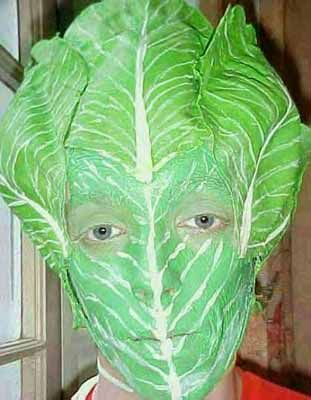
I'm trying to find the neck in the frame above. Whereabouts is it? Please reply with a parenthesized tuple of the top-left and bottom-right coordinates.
(93, 355, 241, 400)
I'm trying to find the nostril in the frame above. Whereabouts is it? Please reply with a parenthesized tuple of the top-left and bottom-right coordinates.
(163, 288, 176, 296)
(161, 288, 176, 308)
(133, 288, 146, 301)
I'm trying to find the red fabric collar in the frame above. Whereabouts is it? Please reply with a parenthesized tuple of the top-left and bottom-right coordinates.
(85, 371, 310, 399)
(240, 369, 310, 400)
(86, 384, 96, 400)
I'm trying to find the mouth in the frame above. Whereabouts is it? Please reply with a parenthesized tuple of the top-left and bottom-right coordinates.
(126, 331, 197, 342)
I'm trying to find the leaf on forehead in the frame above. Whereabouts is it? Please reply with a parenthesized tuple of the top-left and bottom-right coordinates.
(63, 0, 213, 181)
(196, 5, 311, 262)
(0, 37, 88, 272)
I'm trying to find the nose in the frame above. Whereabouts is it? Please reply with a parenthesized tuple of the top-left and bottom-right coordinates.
(132, 287, 153, 306)
(161, 287, 176, 308)
(133, 288, 147, 301)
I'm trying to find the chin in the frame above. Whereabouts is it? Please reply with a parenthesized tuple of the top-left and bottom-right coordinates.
(84, 293, 253, 400)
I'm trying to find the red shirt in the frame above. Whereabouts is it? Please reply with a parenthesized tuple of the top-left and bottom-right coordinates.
(86, 385, 96, 400)
(85, 370, 311, 399)
(240, 369, 310, 400)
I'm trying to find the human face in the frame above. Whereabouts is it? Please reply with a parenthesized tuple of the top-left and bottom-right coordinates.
(0, 2, 308, 399)
(66, 145, 256, 400)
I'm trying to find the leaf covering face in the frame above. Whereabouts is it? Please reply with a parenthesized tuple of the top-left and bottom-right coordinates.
(0, 1, 310, 399)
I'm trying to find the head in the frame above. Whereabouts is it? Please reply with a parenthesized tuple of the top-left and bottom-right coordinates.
(0, 1, 310, 399)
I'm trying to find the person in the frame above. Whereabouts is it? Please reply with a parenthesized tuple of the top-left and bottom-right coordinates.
(0, 1, 310, 399)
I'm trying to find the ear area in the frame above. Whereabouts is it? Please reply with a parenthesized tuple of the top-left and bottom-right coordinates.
(196, 5, 306, 264)
(0, 37, 88, 274)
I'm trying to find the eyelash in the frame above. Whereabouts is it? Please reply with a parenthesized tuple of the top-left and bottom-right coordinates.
(84, 213, 225, 243)
(85, 225, 125, 242)
(177, 215, 225, 233)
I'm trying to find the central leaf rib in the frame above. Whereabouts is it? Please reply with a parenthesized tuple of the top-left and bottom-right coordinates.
(135, 3, 182, 397)
(144, 185, 182, 399)
(135, 3, 152, 183)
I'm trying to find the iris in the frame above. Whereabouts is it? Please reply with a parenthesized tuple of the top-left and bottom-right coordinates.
(92, 225, 112, 240)
(195, 214, 215, 229)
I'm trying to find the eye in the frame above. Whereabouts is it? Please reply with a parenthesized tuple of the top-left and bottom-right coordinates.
(86, 224, 125, 242)
(177, 214, 225, 232)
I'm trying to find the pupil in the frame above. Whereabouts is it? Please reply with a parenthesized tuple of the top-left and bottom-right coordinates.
(93, 225, 112, 240)
(195, 214, 214, 229)
(200, 216, 209, 224)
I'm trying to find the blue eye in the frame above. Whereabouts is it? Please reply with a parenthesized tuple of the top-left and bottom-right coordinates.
(177, 214, 224, 232)
(194, 215, 215, 229)
(92, 225, 112, 240)
(86, 224, 124, 242)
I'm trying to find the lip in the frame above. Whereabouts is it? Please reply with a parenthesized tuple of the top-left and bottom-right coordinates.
(126, 331, 197, 342)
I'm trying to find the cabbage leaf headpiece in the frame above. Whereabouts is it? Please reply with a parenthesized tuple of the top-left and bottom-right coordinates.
(0, 1, 310, 399)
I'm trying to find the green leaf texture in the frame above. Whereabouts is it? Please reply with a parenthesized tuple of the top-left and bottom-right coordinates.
(66, 147, 256, 400)
(196, 6, 309, 260)
(0, 1, 310, 399)
(64, 0, 213, 182)
(0, 38, 88, 271)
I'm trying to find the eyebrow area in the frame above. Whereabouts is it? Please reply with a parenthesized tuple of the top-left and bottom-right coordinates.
(66, 197, 128, 240)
